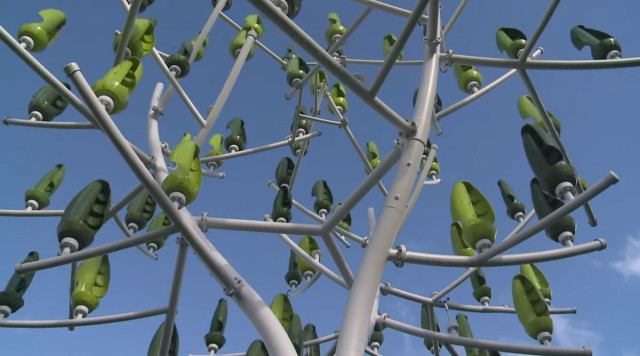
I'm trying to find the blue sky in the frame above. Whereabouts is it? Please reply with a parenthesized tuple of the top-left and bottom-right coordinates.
(0, 1, 638, 355)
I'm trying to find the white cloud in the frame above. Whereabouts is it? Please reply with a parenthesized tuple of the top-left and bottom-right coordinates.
(552, 315, 601, 354)
(611, 237, 640, 278)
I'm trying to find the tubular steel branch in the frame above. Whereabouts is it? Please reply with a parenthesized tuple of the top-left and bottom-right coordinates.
(335, 1, 440, 353)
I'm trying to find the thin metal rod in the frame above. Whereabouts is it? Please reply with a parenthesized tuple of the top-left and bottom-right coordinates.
(2, 118, 98, 129)
(66, 62, 297, 356)
(430, 267, 477, 302)
(518, 0, 560, 61)
(325, 93, 388, 196)
(365, 348, 385, 356)
(268, 224, 348, 290)
(219, 12, 287, 67)
(0, 209, 64, 217)
(444, 52, 640, 70)
(194, 32, 256, 146)
(105, 184, 145, 221)
(380, 283, 576, 315)
(199, 216, 323, 236)
(16, 225, 178, 273)
(383, 317, 591, 356)
(150, 48, 207, 127)
(369, 0, 430, 96)
(285, 7, 373, 100)
(113, 0, 143, 65)
(339, 58, 422, 66)
(397, 239, 607, 267)
(248, 0, 413, 135)
(519, 69, 597, 226)
(437, 48, 543, 120)
(298, 113, 341, 126)
(113, 214, 158, 260)
(303, 331, 340, 346)
(0, 307, 168, 328)
(443, 343, 461, 356)
(442, 0, 469, 37)
(159, 238, 189, 356)
(335, 2, 440, 353)
(153, 1, 225, 115)
(287, 264, 321, 296)
(67, 262, 76, 331)
(502, 209, 536, 242)
(268, 182, 368, 245)
(322, 142, 402, 232)
(200, 131, 321, 164)
(189, 0, 226, 63)
(320, 232, 355, 287)
(347, 0, 429, 23)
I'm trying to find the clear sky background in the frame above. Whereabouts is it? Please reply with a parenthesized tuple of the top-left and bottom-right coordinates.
(0, 1, 638, 355)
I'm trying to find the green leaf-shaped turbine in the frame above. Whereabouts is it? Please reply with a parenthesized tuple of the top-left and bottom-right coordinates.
(25, 163, 65, 210)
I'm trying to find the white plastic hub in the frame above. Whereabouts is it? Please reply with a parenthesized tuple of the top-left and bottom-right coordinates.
(291, 78, 301, 88)
(296, 128, 306, 137)
(127, 223, 139, 233)
(288, 280, 298, 289)
(25, 199, 39, 210)
(59, 237, 79, 254)
(476, 239, 492, 253)
(331, 34, 343, 45)
(544, 298, 551, 306)
(554, 181, 575, 200)
(29, 111, 43, 121)
(207, 343, 220, 353)
(97, 95, 115, 114)
(558, 231, 574, 246)
(228, 145, 239, 153)
(517, 48, 525, 58)
(513, 211, 525, 221)
(74, 305, 89, 319)
(169, 65, 182, 78)
(536, 331, 552, 345)
(480, 296, 490, 306)
(446, 322, 459, 334)
(276, 217, 287, 223)
(18, 36, 34, 51)
(169, 192, 186, 209)
(147, 243, 158, 253)
(467, 81, 480, 93)
(0, 305, 12, 318)
(303, 270, 314, 280)
(607, 50, 622, 60)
